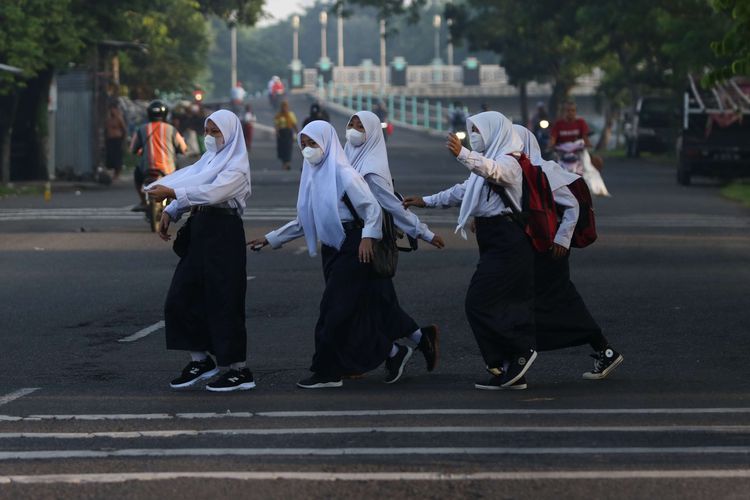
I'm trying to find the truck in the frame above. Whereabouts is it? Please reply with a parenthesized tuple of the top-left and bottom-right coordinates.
(677, 75, 750, 185)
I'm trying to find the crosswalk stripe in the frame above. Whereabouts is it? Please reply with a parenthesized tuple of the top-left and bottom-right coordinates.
(2, 446, 750, 461)
(2, 425, 749, 440)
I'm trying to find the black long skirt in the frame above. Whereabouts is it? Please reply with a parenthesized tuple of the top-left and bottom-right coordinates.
(465, 216, 535, 369)
(534, 252, 603, 351)
(276, 128, 294, 162)
(310, 227, 418, 377)
(164, 212, 247, 366)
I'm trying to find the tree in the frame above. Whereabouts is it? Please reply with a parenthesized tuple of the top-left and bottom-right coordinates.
(707, 0, 750, 82)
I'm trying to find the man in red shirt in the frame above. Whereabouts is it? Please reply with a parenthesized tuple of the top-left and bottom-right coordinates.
(549, 101, 592, 148)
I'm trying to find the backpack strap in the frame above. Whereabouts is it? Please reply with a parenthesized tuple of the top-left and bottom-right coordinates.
(341, 193, 364, 227)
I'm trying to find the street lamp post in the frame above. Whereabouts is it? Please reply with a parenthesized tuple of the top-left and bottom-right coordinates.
(433, 14, 442, 63)
(337, 9, 344, 67)
(229, 10, 238, 90)
(447, 18, 454, 66)
(320, 11, 328, 60)
(379, 19, 386, 93)
(292, 15, 300, 61)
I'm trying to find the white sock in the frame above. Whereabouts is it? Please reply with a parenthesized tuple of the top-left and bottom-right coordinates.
(190, 351, 209, 362)
(230, 361, 247, 370)
(388, 344, 399, 358)
(408, 328, 423, 344)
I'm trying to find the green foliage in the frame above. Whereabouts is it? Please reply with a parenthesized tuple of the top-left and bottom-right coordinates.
(706, 0, 750, 82)
(197, 0, 265, 26)
(333, 0, 427, 23)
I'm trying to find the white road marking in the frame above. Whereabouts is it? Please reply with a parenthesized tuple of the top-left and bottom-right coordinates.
(0, 388, 39, 408)
(293, 246, 308, 255)
(2, 446, 750, 461)
(6, 407, 750, 421)
(118, 321, 165, 343)
(247, 276, 256, 281)
(3, 469, 750, 484)
(2, 425, 750, 440)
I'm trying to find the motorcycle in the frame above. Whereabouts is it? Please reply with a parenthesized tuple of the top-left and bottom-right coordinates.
(142, 168, 169, 232)
(381, 120, 393, 142)
(555, 139, 611, 197)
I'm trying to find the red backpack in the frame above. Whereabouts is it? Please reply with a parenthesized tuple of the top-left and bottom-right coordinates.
(564, 177, 597, 248)
(490, 153, 558, 253)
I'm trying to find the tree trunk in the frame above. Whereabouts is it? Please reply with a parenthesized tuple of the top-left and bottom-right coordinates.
(548, 79, 573, 121)
(596, 101, 617, 151)
(11, 68, 54, 181)
(518, 80, 529, 127)
(0, 93, 19, 185)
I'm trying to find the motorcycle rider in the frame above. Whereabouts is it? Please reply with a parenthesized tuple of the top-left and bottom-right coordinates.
(548, 101, 592, 150)
(130, 100, 187, 211)
(448, 101, 468, 146)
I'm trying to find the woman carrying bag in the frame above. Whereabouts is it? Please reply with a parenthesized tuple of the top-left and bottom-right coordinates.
(344, 111, 445, 379)
(145, 109, 254, 392)
(249, 121, 424, 388)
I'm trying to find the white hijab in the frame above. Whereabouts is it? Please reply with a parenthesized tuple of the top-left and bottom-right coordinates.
(456, 111, 524, 239)
(344, 110, 393, 192)
(297, 120, 362, 256)
(145, 109, 251, 197)
(513, 124, 579, 191)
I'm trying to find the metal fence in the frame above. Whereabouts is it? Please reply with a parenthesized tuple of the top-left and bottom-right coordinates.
(55, 71, 95, 178)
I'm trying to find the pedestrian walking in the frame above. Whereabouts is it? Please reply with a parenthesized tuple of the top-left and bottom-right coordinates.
(144, 109, 255, 392)
(403, 111, 537, 390)
(302, 102, 330, 127)
(105, 100, 127, 180)
(242, 104, 256, 152)
(274, 101, 298, 171)
(248, 121, 423, 389)
(344, 110, 445, 379)
(514, 124, 623, 379)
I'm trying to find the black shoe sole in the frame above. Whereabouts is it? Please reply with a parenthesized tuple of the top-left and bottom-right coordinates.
(583, 354, 624, 380)
(384, 347, 413, 384)
(296, 380, 343, 389)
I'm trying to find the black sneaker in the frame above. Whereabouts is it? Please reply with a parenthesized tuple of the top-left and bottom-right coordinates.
(583, 348, 623, 380)
(206, 368, 256, 392)
(169, 358, 219, 389)
(501, 349, 537, 387)
(297, 373, 343, 389)
(384, 344, 413, 384)
(475, 367, 527, 391)
(416, 325, 440, 372)
(505, 375, 527, 390)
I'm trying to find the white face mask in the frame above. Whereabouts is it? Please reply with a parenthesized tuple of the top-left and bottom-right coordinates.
(302, 146, 324, 165)
(346, 128, 366, 147)
(204, 135, 223, 153)
(469, 132, 485, 153)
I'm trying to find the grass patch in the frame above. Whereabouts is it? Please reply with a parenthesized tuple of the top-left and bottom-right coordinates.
(0, 184, 43, 197)
(721, 181, 750, 208)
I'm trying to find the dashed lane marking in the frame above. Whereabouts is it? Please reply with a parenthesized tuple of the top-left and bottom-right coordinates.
(2, 470, 750, 484)
(0, 388, 39, 408)
(117, 321, 165, 343)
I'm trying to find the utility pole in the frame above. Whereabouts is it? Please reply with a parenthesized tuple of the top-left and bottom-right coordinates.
(379, 19, 387, 93)
(337, 8, 344, 67)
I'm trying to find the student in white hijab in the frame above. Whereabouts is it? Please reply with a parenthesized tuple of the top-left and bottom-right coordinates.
(344, 110, 445, 380)
(249, 120, 420, 389)
(514, 125, 623, 380)
(145, 109, 254, 392)
(403, 111, 537, 390)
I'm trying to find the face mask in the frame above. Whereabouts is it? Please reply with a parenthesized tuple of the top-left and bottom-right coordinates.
(204, 135, 223, 153)
(302, 146, 324, 165)
(346, 128, 366, 147)
(469, 132, 485, 153)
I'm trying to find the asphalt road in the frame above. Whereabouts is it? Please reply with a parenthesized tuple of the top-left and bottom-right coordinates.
(0, 96, 749, 499)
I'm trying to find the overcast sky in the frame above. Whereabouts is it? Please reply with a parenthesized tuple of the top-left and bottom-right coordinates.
(260, 0, 317, 25)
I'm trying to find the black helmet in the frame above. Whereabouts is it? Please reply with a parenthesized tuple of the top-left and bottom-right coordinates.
(147, 100, 168, 121)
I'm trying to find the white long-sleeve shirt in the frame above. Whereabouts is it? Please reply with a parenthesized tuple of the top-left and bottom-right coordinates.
(266, 172, 382, 249)
(423, 147, 522, 216)
(552, 185, 579, 249)
(365, 174, 435, 242)
(164, 168, 250, 221)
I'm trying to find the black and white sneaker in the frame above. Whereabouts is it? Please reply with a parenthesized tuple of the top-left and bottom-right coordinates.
(475, 373, 503, 390)
(505, 375, 527, 390)
(583, 348, 623, 380)
(501, 349, 537, 387)
(169, 358, 219, 389)
(384, 344, 413, 384)
(297, 373, 343, 389)
(416, 325, 440, 372)
(206, 368, 256, 392)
